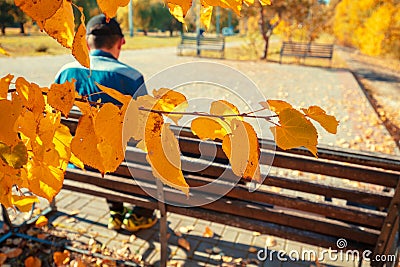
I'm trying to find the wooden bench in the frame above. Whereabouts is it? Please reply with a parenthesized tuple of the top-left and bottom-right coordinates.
(59, 112, 400, 267)
(177, 35, 225, 58)
(280, 41, 334, 64)
(2, 113, 399, 267)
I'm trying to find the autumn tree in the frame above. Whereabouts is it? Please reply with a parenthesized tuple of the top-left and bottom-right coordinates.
(0, 0, 14, 35)
(135, 0, 152, 35)
(334, 0, 400, 57)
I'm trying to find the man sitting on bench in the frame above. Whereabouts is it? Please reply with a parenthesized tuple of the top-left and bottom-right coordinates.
(55, 14, 157, 232)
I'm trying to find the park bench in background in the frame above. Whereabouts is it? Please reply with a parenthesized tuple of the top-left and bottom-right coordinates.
(177, 34, 225, 58)
(2, 112, 400, 267)
(280, 41, 334, 65)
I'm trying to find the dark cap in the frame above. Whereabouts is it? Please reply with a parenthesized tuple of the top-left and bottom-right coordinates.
(86, 14, 124, 37)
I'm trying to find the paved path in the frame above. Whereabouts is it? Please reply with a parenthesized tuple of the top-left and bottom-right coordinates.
(0, 46, 397, 266)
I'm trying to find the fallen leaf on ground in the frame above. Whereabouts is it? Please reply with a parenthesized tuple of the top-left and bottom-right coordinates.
(5, 248, 22, 258)
(24, 256, 42, 267)
(248, 247, 257, 253)
(203, 226, 214, 238)
(35, 216, 48, 228)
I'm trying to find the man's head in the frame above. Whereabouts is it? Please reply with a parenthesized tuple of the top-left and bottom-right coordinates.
(86, 14, 125, 57)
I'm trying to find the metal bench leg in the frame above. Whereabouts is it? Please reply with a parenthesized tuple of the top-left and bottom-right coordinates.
(156, 179, 168, 267)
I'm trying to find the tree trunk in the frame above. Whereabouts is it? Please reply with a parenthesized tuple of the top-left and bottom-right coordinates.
(143, 30, 148, 36)
(258, 3, 269, 60)
(1, 26, 5, 35)
(169, 29, 173, 37)
(19, 22, 25, 34)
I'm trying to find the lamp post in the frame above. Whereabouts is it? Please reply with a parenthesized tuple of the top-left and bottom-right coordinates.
(128, 0, 134, 37)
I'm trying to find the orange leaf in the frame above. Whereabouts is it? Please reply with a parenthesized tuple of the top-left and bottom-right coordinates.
(167, 3, 186, 23)
(153, 88, 188, 125)
(48, 80, 77, 117)
(167, 0, 193, 17)
(53, 250, 70, 266)
(5, 248, 22, 258)
(210, 100, 242, 124)
(301, 106, 339, 134)
(71, 115, 104, 172)
(12, 195, 39, 213)
(201, 0, 242, 15)
(264, 100, 293, 114)
(94, 103, 124, 173)
(178, 237, 191, 251)
(25, 256, 42, 267)
(0, 74, 13, 99)
(15, 77, 45, 120)
(97, 0, 130, 21)
(72, 12, 90, 69)
(191, 117, 230, 140)
(145, 115, 189, 195)
(270, 108, 318, 157)
(222, 119, 261, 182)
(35, 215, 48, 227)
(0, 97, 22, 146)
(0, 253, 6, 265)
(43, 0, 74, 48)
(96, 82, 132, 106)
(14, 0, 62, 29)
(203, 226, 214, 238)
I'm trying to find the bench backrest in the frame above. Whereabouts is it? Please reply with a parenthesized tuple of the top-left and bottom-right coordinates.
(281, 41, 334, 58)
(62, 114, 400, 264)
(181, 35, 225, 46)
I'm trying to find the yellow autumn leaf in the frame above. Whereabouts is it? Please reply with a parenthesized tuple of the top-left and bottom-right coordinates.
(153, 88, 188, 125)
(37, 111, 61, 147)
(301, 106, 339, 134)
(0, 46, 9, 56)
(53, 250, 70, 266)
(17, 110, 37, 140)
(202, 0, 242, 15)
(264, 100, 293, 114)
(14, 0, 62, 29)
(12, 195, 39, 212)
(95, 103, 124, 173)
(43, 0, 74, 48)
(47, 79, 77, 117)
(72, 13, 90, 69)
(35, 215, 48, 227)
(191, 117, 230, 140)
(167, 3, 185, 23)
(15, 77, 45, 120)
(270, 108, 318, 157)
(0, 160, 20, 208)
(0, 141, 28, 169)
(28, 160, 64, 202)
(0, 97, 22, 146)
(71, 115, 104, 172)
(25, 256, 42, 267)
(210, 100, 242, 125)
(97, 0, 130, 21)
(0, 74, 13, 99)
(96, 82, 132, 106)
(5, 248, 22, 258)
(145, 114, 189, 195)
(167, 0, 193, 17)
(200, 4, 213, 30)
(222, 119, 261, 182)
(122, 100, 140, 147)
(54, 123, 78, 171)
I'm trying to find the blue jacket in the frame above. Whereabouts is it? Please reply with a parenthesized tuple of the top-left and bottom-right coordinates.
(55, 50, 146, 105)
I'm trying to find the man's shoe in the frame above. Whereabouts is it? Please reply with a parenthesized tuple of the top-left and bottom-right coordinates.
(122, 212, 157, 232)
(108, 208, 128, 230)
